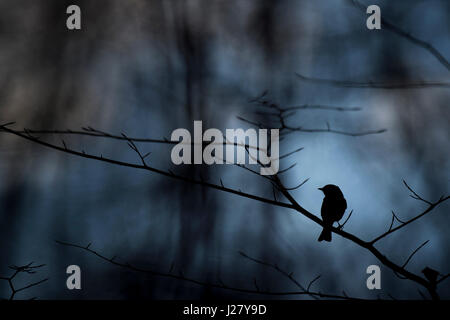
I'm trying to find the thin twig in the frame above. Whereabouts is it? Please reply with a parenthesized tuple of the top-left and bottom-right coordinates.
(347, 0, 450, 71)
(55, 240, 361, 300)
(0, 124, 294, 211)
(371, 194, 449, 244)
(284, 178, 310, 191)
(296, 73, 450, 89)
(307, 275, 322, 292)
(337, 210, 353, 230)
(402, 240, 429, 268)
(0, 263, 48, 300)
(403, 180, 432, 205)
(4, 127, 265, 153)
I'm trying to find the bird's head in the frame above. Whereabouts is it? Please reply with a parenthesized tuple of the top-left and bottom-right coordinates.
(318, 184, 344, 197)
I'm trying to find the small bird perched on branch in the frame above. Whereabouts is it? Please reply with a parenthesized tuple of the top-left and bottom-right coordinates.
(318, 184, 347, 242)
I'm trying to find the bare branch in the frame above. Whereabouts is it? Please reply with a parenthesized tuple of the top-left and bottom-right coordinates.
(393, 271, 408, 280)
(0, 125, 294, 210)
(347, 0, 450, 71)
(371, 194, 449, 244)
(270, 175, 441, 298)
(2, 123, 446, 300)
(296, 73, 450, 89)
(238, 251, 354, 300)
(403, 180, 432, 205)
(277, 163, 297, 175)
(283, 104, 361, 112)
(238, 251, 308, 293)
(307, 275, 321, 292)
(122, 133, 150, 167)
(14, 278, 49, 295)
(392, 211, 406, 224)
(284, 178, 310, 191)
(0, 262, 48, 300)
(56, 240, 363, 300)
(246, 98, 386, 137)
(337, 209, 353, 230)
(402, 240, 429, 269)
(282, 123, 387, 137)
(253, 278, 260, 292)
(236, 116, 266, 129)
(252, 94, 362, 112)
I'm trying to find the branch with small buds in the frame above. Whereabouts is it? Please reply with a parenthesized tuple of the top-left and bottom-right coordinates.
(243, 94, 387, 137)
(55, 240, 362, 300)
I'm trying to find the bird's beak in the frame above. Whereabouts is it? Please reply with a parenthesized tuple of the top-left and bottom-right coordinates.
(318, 187, 323, 191)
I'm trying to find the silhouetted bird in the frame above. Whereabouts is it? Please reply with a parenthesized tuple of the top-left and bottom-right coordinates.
(318, 184, 347, 242)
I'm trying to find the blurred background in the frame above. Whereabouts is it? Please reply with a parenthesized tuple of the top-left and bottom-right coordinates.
(0, 0, 449, 299)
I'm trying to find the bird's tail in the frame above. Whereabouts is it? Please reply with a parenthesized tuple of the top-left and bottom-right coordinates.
(318, 227, 332, 242)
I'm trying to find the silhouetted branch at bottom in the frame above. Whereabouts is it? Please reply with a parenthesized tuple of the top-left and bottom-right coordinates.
(0, 262, 48, 300)
(238, 251, 325, 300)
(55, 240, 364, 300)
